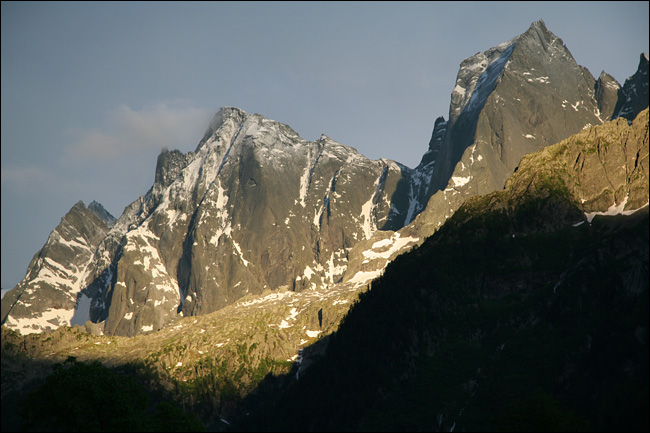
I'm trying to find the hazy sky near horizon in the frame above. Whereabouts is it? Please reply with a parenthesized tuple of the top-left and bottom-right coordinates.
(1, 1, 649, 291)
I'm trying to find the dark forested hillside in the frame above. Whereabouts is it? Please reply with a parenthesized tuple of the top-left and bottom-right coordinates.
(239, 187, 648, 433)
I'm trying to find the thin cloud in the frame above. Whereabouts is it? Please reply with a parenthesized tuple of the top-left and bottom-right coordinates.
(1, 165, 51, 186)
(1, 165, 61, 197)
(65, 102, 213, 162)
(1, 163, 89, 197)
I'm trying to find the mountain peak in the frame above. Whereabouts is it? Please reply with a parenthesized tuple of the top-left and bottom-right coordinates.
(71, 200, 87, 210)
(88, 200, 116, 226)
(520, 19, 554, 41)
(637, 52, 649, 70)
(516, 18, 566, 55)
(155, 148, 192, 190)
(528, 18, 547, 31)
(215, 106, 248, 122)
(612, 51, 649, 121)
(197, 107, 248, 150)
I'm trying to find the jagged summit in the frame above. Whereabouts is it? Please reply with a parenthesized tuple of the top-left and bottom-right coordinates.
(197, 107, 308, 154)
(397, 20, 603, 230)
(0, 200, 114, 333)
(595, 71, 621, 120)
(447, 19, 564, 124)
(196, 106, 247, 150)
(67, 200, 115, 229)
(613, 52, 649, 122)
(520, 19, 557, 47)
(88, 200, 116, 226)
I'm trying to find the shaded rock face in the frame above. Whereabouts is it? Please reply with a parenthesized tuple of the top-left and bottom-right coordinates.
(613, 53, 649, 122)
(1, 202, 114, 334)
(595, 71, 621, 121)
(154, 148, 193, 191)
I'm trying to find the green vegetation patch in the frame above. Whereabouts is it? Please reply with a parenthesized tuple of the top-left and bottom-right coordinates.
(17, 356, 205, 432)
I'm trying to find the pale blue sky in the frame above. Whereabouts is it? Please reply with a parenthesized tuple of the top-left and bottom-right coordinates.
(2, 1, 648, 291)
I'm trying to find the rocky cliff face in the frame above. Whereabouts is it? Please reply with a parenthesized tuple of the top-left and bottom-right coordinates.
(595, 71, 621, 121)
(613, 52, 649, 122)
(506, 107, 649, 218)
(1, 201, 115, 334)
(453, 107, 649, 235)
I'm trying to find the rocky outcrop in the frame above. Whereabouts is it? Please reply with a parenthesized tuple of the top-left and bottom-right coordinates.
(506, 107, 649, 216)
(595, 71, 621, 121)
(154, 148, 193, 191)
(449, 107, 649, 234)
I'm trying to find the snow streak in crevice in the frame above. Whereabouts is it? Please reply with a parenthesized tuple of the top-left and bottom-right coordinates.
(360, 168, 388, 240)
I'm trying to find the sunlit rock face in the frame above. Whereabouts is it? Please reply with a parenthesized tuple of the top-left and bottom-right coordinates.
(612, 52, 649, 122)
